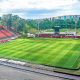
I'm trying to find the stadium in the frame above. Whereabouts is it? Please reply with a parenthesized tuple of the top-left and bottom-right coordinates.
(0, 14, 80, 80)
(0, 26, 17, 43)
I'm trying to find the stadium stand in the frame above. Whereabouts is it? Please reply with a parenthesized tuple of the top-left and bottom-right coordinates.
(0, 26, 17, 44)
(1, 30, 14, 37)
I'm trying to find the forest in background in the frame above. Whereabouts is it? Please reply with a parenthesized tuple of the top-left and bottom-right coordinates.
(0, 14, 80, 36)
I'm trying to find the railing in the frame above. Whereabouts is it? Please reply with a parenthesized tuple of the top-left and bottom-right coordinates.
(37, 34, 80, 38)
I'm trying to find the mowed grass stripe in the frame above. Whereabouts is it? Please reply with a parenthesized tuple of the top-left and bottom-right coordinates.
(46, 43, 71, 66)
(28, 42, 58, 62)
(17, 42, 46, 58)
(33, 42, 62, 64)
(0, 38, 79, 69)
(0, 40, 35, 57)
(0, 42, 36, 58)
(9, 43, 44, 59)
(53, 43, 77, 68)
(6, 42, 46, 59)
(20, 43, 50, 60)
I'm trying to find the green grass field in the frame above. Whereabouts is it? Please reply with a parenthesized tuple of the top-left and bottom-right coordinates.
(0, 38, 80, 70)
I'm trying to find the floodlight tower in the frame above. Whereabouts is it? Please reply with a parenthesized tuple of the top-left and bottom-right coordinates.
(65, 20, 68, 36)
(37, 19, 43, 37)
(74, 16, 78, 38)
(38, 21, 40, 37)
(37, 20, 40, 37)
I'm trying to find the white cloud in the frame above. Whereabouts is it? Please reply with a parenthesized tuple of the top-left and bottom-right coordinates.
(0, 0, 79, 19)
(0, 0, 77, 9)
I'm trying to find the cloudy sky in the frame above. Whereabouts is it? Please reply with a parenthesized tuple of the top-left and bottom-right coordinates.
(0, 0, 80, 19)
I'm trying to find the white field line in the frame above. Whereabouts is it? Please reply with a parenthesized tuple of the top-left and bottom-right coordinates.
(0, 58, 53, 71)
(0, 58, 26, 65)
(8, 60, 26, 65)
(0, 58, 8, 61)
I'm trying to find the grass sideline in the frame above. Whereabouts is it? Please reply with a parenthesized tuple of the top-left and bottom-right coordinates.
(0, 38, 80, 70)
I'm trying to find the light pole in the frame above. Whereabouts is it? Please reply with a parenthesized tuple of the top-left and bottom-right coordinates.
(37, 21, 40, 37)
(65, 20, 68, 38)
(75, 21, 77, 38)
(74, 16, 78, 39)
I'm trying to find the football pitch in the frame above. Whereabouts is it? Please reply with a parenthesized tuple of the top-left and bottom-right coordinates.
(0, 38, 80, 70)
